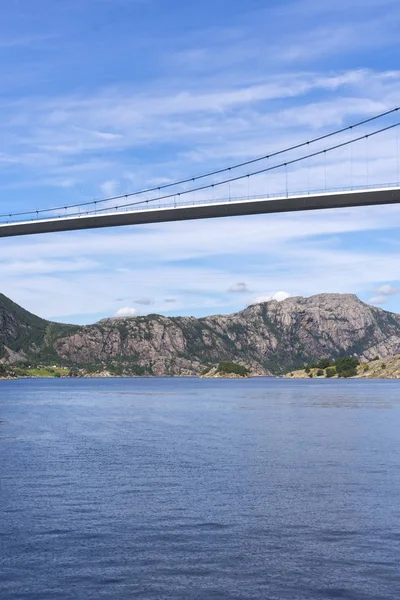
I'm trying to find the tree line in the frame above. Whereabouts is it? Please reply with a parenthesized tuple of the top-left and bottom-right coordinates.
(304, 356, 360, 378)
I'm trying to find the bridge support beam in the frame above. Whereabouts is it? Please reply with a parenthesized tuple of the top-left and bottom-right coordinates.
(0, 187, 399, 238)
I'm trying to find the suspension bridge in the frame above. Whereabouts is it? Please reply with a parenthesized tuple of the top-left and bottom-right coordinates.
(0, 107, 400, 238)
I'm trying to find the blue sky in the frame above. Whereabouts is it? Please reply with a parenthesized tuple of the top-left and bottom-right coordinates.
(0, 0, 400, 323)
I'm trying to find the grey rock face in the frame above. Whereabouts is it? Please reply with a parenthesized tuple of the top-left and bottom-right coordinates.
(1, 291, 400, 374)
(52, 293, 400, 375)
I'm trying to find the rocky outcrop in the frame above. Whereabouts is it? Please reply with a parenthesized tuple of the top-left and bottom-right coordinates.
(200, 367, 250, 379)
(357, 354, 400, 378)
(287, 354, 400, 379)
(1, 292, 400, 375)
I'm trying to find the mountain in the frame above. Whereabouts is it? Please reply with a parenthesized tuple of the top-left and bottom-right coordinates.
(0, 293, 49, 363)
(0, 293, 77, 364)
(1, 293, 400, 375)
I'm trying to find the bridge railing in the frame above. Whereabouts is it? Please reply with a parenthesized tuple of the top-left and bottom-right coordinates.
(1, 182, 400, 225)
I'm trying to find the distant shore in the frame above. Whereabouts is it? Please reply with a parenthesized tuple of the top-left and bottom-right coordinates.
(285, 354, 400, 380)
(2, 354, 400, 380)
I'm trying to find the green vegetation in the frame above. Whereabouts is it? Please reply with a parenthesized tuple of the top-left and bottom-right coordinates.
(71, 359, 149, 377)
(0, 364, 11, 377)
(201, 366, 212, 376)
(216, 361, 250, 377)
(334, 356, 359, 378)
(291, 354, 392, 379)
(14, 365, 70, 378)
(0, 363, 71, 379)
(308, 358, 331, 369)
(0, 292, 79, 365)
(297, 355, 360, 378)
(43, 322, 80, 349)
(68, 368, 81, 378)
(317, 358, 331, 369)
(0, 360, 153, 379)
(108, 364, 124, 376)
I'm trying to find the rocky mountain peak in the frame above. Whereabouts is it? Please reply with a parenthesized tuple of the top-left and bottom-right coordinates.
(1, 292, 400, 376)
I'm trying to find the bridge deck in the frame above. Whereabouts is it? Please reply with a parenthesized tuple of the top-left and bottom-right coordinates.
(0, 187, 399, 238)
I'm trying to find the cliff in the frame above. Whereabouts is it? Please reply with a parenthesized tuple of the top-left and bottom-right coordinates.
(1, 293, 400, 376)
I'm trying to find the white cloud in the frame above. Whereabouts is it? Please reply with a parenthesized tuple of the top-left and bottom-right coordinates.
(368, 295, 388, 305)
(251, 291, 291, 304)
(114, 306, 138, 317)
(368, 283, 400, 305)
(0, 258, 97, 275)
(376, 284, 399, 296)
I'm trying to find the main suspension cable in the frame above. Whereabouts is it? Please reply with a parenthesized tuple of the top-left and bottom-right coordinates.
(0, 106, 399, 220)
(59, 120, 400, 219)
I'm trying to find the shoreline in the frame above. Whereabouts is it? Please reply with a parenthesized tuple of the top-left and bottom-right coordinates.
(2, 373, 400, 381)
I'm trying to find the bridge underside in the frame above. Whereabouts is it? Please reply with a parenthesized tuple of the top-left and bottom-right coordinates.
(0, 187, 399, 238)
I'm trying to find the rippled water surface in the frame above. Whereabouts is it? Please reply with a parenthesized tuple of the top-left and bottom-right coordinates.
(1, 377, 400, 599)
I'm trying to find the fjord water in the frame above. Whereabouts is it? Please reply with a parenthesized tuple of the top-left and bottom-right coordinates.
(1, 378, 400, 600)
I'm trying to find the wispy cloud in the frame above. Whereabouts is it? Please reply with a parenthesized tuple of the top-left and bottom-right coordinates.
(228, 282, 250, 293)
(0, 34, 55, 49)
(369, 284, 400, 305)
(0, 69, 399, 200)
(133, 298, 154, 305)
